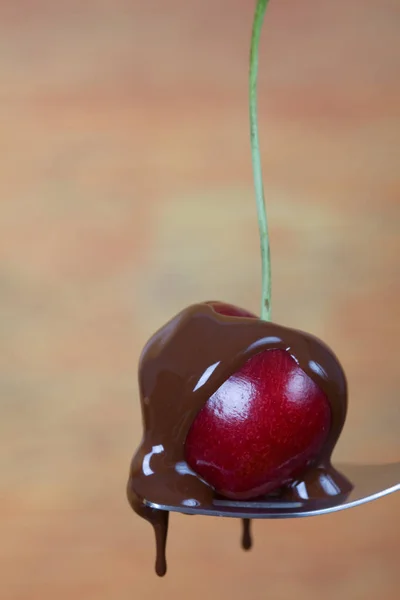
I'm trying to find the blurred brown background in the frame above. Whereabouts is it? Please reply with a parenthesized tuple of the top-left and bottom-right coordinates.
(1, 1, 399, 598)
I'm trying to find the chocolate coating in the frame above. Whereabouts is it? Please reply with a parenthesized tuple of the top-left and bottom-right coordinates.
(127, 303, 351, 575)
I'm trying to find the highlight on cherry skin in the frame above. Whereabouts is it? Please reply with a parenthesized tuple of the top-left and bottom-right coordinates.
(184, 301, 332, 500)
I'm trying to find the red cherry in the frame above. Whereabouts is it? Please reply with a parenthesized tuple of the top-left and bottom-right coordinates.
(184, 302, 332, 499)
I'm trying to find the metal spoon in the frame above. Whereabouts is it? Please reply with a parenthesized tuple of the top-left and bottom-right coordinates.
(144, 462, 400, 519)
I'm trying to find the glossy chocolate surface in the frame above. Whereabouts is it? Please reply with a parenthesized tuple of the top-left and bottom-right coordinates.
(127, 303, 350, 575)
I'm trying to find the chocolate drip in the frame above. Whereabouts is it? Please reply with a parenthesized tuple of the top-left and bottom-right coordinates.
(241, 519, 252, 550)
(126, 483, 169, 576)
(127, 303, 350, 575)
(153, 510, 169, 576)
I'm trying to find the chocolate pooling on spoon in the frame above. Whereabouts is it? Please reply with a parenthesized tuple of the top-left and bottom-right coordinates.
(127, 303, 351, 575)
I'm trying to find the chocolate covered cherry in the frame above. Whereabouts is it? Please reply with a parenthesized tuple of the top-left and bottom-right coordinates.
(126, 0, 351, 577)
(127, 300, 348, 576)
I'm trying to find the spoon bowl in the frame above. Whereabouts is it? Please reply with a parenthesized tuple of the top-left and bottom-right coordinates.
(143, 462, 400, 519)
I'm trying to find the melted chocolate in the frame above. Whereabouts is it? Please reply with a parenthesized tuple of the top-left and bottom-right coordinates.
(127, 303, 350, 575)
(241, 519, 252, 550)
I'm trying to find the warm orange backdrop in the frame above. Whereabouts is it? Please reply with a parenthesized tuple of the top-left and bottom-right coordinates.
(1, 1, 399, 599)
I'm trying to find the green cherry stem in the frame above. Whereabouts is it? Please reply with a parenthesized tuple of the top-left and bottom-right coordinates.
(250, 0, 271, 321)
